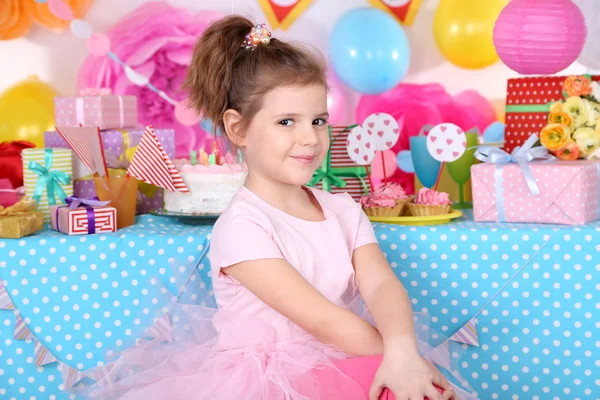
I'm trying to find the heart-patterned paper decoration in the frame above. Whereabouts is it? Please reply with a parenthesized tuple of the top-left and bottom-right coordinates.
(426, 123, 467, 162)
(346, 125, 376, 165)
(362, 112, 401, 151)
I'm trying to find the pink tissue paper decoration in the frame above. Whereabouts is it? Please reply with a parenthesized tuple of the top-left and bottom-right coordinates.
(493, 0, 587, 75)
(356, 83, 492, 194)
(77, 2, 224, 158)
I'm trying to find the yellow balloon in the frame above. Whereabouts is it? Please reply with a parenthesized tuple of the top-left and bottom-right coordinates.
(0, 75, 59, 147)
(434, 0, 508, 69)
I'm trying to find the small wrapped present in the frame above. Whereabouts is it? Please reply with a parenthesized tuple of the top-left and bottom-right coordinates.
(307, 126, 372, 201)
(0, 198, 44, 239)
(472, 136, 600, 225)
(504, 75, 600, 154)
(22, 148, 73, 223)
(54, 88, 138, 130)
(0, 141, 35, 189)
(45, 128, 174, 214)
(50, 196, 116, 235)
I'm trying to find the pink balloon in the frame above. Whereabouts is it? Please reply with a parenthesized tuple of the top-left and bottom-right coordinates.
(87, 33, 111, 56)
(326, 70, 346, 125)
(453, 90, 497, 133)
(174, 100, 201, 126)
(371, 150, 398, 181)
(48, 0, 74, 21)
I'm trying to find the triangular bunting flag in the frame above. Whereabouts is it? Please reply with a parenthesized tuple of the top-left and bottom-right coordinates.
(14, 313, 34, 340)
(34, 339, 58, 366)
(0, 280, 15, 310)
(144, 313, 173, 342)
(127, 125, 189, 193)
(58, 362, 85, 390)
(258, 0, 313, 30)
(55, 126, 108, 177)
(368, 0, 423, 26)
(449, 319, 479, 347)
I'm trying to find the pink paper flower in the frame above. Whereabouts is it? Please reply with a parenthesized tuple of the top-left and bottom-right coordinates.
(77, 2, 223, 158)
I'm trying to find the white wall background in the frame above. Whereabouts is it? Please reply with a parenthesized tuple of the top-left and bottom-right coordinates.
(0, 0, 593, 115)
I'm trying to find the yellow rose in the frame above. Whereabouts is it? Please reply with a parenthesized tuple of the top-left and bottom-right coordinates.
(583, 99, 598, 127)
(573, 127, 600, 157)
(564, 96, 589, 128)
(548, 109, 573, 129)
(549, 101, 564, 113)
(540, 123, 571, 151)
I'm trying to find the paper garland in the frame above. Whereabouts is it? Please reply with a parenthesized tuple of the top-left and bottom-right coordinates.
(258, 0, 314, 30)
(368, 0, 423, 26)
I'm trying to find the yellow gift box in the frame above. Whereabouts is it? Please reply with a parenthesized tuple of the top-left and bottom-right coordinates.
(0, 198, 44, 239)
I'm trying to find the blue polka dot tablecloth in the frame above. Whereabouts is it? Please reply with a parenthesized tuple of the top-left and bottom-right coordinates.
(1, 212, 598, 399)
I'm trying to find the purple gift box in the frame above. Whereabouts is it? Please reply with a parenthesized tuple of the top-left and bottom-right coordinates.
(44, 128, 175, 214)
(54, 89, 138, 130)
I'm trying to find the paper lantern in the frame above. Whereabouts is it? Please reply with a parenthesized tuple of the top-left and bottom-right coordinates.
(574, 0, 600, 70)
(493, 0, 587, 74)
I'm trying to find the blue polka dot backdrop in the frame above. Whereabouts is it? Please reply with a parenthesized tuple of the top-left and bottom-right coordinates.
(1, 212, 598, 399)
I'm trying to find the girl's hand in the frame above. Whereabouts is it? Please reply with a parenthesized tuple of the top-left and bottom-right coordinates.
(369, 348, 457, 400)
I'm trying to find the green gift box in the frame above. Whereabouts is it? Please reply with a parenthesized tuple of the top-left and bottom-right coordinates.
(22, 148, 73, 223)
(307, 126, 371, 201)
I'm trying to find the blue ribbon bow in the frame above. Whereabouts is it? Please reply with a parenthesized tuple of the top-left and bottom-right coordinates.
(28, 149, 71, 206)
(474, 135, 554, 222)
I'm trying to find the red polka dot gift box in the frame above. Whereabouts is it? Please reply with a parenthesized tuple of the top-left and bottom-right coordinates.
(472, 159, 600, 225)
(504, 75, 600, 154)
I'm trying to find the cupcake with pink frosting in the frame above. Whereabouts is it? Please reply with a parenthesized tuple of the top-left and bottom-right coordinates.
(407, 188, 452, 216)
(360, 192, 405, 218)
(376, 183, 411, 209)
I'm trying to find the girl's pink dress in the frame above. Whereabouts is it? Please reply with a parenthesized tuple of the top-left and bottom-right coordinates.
(78, 187, 475, 399)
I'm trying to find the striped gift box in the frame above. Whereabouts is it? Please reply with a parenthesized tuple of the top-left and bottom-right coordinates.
(50, 204, 116, 235)
(22, 148, 73, 223)
(310, 126, 371, 201)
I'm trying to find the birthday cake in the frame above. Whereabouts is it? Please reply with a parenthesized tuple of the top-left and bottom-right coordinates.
(164, 149, 247, 215)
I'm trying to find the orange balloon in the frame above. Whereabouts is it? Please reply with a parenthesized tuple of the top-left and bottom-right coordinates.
(0, 76, 60, 147)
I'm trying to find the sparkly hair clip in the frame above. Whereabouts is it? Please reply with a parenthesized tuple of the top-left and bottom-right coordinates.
(242, 23, 272, 50)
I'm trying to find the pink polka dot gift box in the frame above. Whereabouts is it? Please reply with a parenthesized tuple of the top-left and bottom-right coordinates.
(472, 159, 600, 225)
(504, 75, 600, 154)
(54, 88, 138, 130)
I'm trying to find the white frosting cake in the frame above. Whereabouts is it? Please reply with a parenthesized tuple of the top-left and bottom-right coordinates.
(164, 161, 247, 214)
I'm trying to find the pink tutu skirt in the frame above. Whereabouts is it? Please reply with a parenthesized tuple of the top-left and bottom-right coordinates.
(72, 267, 477, 399)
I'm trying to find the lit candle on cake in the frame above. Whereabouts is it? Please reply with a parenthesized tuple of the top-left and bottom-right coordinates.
(199, 149, 209, 166)
(212, 142, 221, 165)
(190, 150, 197, 166)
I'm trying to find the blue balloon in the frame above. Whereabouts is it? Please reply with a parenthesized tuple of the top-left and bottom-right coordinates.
(329, 8, 410, 95)
(483, 121, 505, 143)
(397, 150, 414, 173)
(200, 118, 213, 133)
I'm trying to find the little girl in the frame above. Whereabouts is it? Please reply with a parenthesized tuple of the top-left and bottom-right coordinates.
(82, 16, 473, 400)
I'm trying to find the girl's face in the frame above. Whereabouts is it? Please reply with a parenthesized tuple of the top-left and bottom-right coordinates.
(240, 84, 330, 187)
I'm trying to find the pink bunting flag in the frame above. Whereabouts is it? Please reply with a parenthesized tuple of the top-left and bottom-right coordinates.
(449, 319, 479, 347)
(144, 313, 173, 342)
(126, 125, 189, 193)
(58, 362, 85, 390)
(0, 280, 15, 310)
(14, 313, 34, 340)
(34, 339, 58, 366)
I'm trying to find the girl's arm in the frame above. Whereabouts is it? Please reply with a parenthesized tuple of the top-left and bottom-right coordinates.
(224, 258, 383, 356)
(353, 243, 454, 400)
(352, 243, 418, 350)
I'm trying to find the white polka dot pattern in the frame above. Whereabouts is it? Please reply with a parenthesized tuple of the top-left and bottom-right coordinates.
(472, 160, 600, 225)
(0, 216, 212, 399)
(1, 213, 598, 399)
(504, 75, 600, 154)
